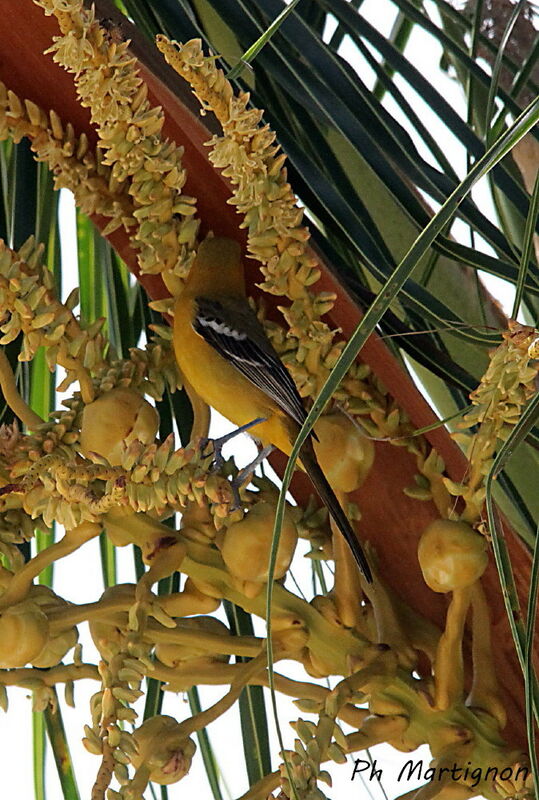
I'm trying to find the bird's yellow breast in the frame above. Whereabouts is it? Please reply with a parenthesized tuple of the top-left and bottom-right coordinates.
(173, 295, 293, 454)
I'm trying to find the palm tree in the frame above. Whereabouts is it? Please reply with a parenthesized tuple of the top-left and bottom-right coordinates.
(0, 0, 537, 798)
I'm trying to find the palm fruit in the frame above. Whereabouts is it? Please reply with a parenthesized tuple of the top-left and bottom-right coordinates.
(27, 586, 78, 668)
(131, 715, 196, 785)
(79, 387, 159, 466)
(313, 413, 374, 493)
(187, 576, 224, 601)
(0, 599, 49, 668)
(89, 584, 136, 657)
(155, 615, 230, 668)
(221, 500, 297, 582)
(161, 578, 220, 616)
(418, 519, 488, 593)
(182, 579, 220, 611)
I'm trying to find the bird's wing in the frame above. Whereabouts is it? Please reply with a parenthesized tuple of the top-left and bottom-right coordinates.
(193, 295, 308, 429)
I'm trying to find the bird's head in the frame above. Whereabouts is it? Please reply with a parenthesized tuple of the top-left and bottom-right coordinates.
(185, 236, 245, 296)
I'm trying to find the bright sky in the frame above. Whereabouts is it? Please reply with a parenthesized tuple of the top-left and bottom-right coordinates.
(0, 0, 521, 797)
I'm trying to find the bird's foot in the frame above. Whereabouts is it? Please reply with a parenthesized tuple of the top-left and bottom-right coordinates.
(199, 418, 267, 473)
(199, 436, 222, 471)
(229, 444, 275, 511)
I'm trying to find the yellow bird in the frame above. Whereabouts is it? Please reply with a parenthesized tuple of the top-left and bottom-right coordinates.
(173, 237, 372, 583)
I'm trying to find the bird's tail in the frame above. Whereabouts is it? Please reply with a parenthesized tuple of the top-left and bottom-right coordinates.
(300, 439, 372, 583)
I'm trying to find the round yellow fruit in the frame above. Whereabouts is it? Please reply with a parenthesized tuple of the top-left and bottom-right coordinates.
(28, 586, 78, 668)
(89, 584, 136, 657)
(0, 601, 49, 668)
(162, 578, 220, 616)
(79, 387, 159, 466)
(131, 715, 196, 785)
(221, 501, 297, 582)
(418, 519, 488, 593)
(314, 413, 374, 493)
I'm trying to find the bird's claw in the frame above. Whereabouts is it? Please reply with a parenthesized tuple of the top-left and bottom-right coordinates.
(228, 444, 275, 510)
(228, 481, 243, 512)
(199, 418, 267, 473)
(199, 437, 225, 472)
